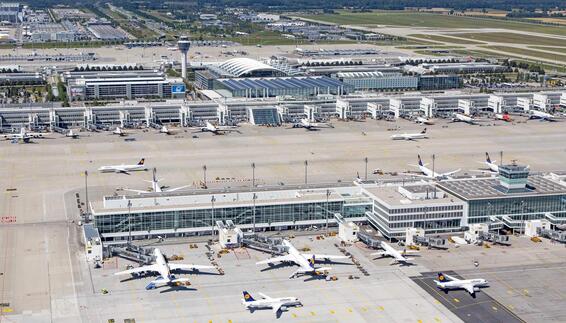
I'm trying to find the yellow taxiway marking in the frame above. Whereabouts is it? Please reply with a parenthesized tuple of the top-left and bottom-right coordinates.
(453, 298, 460, 303)
(418, 320, 423, 323)
(347, 308, 353, 313)
(330, 310, 336, 314)
(378, 306, 384, 311)
(434, 317, 441, 322)
(228, 320, 233, 323)
(291, 313, 298, 318)
(2, 308, 13, 313)
(507, 304, 515, 310)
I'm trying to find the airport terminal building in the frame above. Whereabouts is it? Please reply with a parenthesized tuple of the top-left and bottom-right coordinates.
(89, 166, 566, 242)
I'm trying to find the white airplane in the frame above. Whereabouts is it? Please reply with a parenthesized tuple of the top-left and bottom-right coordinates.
(452, 113, 481, 125)
(291, 118, 333, 131)
(66, 129, 79, 139)
(529, 110, 561, 122)
(115, 248, 215, 290)
(416, 116, 435, 125)
(403, 155, 460, 179)
(98, 158, 148, 174)
(477, 152, 499, 173)
(1, 127, 32, 143)
(371, 241, 417, 265)
(434, 272, 489, 296)
(113, 127, 127, 136)
(159, 125, 172, 135)
(195, 121, 239, 135)
(390, 128, 427, 141)
(256, 240, 348, 278)
(242, 291, 301, 316)
(124, 168, 190, 194)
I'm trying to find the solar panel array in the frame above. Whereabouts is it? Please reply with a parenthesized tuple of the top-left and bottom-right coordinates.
(217, 76, 347, 92)
(439, 176, 566, 200)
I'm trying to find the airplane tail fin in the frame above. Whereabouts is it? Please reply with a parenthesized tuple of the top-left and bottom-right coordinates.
(421, 128, 427, 134)
(138, 158, 145, 165)
(243, 291, 255, 302)
(437, 272, 448, 282)
(418, 155, 424, 167)
(309, 255, 316, 269)
(486, 152, 491, 164)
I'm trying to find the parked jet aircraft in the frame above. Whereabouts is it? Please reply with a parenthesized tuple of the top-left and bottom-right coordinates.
(124, 168, 190, 194)
(256, 240, 348, 278)
(194, 121, 239, 135)
(529, 110, 561, 122)
(113, 127, 127, 136)
(115, 248, 215, 290)
(452, 113, 481, 125)
(242, 291, 301, 316)
(291, 118, 333, 131)
(434, 272, 489, 296)
(477, 152, 499, 173)
(403, 155, 460, 179)
(1, 127, 46, 143)
(98, 158, 148, 174)
(371, 241, 417, 265)
(66, 129, 79, 139)
(415, 116, 435, 125)
(390, 128, 427, 141)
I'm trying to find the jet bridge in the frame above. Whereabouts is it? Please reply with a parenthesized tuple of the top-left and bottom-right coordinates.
(537, 228, 566, 243)
(242, 233, 287, 255)
(478, 231, 511, 245)
(107, 243, 155, 265)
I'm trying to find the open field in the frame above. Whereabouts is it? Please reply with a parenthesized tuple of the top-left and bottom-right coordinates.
(481, 46, 566, 63)
(298, 10, 566, 36)
(452, 32, 566, 47)
(527, 17, 566, 25)
(408, 34, 485, 44)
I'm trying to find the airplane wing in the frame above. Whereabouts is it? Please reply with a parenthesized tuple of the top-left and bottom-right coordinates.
(301, 254, 349, 261)
(442, 169, 461, 177)
(258, 292, 272, 300)
(398, 172, 429, 178)
(123, 188, 150, 194)
(256, 255, 295, 265)
(271, 302, 283, 313)
(442, 273, 459, 282)
(463, 284, 475, 295)
(168, 263, 216, 271)
(115, 264, 160, 275)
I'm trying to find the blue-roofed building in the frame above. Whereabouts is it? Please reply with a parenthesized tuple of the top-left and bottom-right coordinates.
(214, 76, 353, 98)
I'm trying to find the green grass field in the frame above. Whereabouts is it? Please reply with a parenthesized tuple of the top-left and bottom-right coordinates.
(299, 10, 566, 36)
(453, 32, 566, 47)
(481, 46, 566, 63)
(408, 34, 485, 44)
(452, 49, 566, 72)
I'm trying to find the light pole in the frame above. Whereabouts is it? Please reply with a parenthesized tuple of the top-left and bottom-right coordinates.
(202, 165, 207, 188)
(252, 193, 257, 233)
(251, 162, 256, 189)
(364, 157, 368, 181)
(210, 195, 216, 241)
(432, 154, 436, 179)
(326, 189, 330, 236)
(304, 160, 308, 185)
(84, 170, 90, 222)
(127, 200, 132, 244)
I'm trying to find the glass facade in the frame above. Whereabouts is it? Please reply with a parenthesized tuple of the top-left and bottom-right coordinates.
(94, 200, 371, 240)
(468, 194, 566, 224)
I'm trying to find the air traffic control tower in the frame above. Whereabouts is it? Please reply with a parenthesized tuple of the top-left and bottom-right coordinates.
(177, 36, 190, 79)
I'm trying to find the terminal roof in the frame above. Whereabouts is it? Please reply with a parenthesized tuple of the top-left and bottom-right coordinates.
(438, 176, 566, 200)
